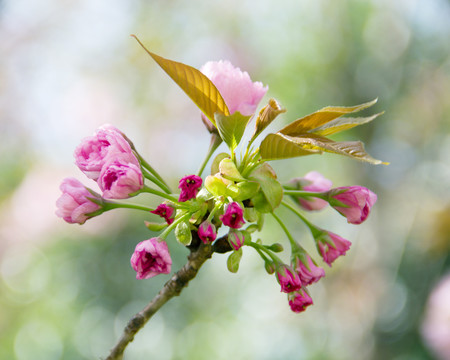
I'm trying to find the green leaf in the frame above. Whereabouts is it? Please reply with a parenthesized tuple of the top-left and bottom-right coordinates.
(211, 153, 229, 175)
(248, 163, 283, 211)
(219, 158, 246, 182)
(310, 112, 384, 136)
(227, 248, 243, 273)
(144, 221, 167, 232)
(132, 35, 229, 126)
(250, 98, 286, 142)
(260, 133, 319, 160)
(279, 98, 378, 136)
(230, 181, 260, 202)
(214, 112, 252, 151)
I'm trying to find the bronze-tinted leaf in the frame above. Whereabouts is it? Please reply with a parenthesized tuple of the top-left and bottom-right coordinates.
(251, 98, 286, 142)
(132, 35, 229, 126)
(310, 112, 384, 136)
(259, 133, 319, 160)
(279, 98, 378, 136)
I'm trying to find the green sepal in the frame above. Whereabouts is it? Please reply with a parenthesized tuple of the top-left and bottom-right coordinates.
(219, 158, 246, 182)
(214, 112, 252, 151)
(175, 221, 192, 246)
(144, 221, 168, 232)
(227, 248, 243, 273)
(211, 153, 230, 175)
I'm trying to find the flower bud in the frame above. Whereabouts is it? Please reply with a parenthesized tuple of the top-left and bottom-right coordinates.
(150, 203, 175, 225)
(292, 252, 325, 286)
(198, 220, 217, 244)
(178, 175, 203, 202)
(275, 264, 302, 293)
(228, 229, 245, 251)
(175, 221, 192, 246)
(288, 288, 313, 313)
(287, 171, 332, 211)
(315, 231, 352, 267)
(220, 202, 245, 229)
(56, 178, 102, 224)
(327, 186, 377, 224)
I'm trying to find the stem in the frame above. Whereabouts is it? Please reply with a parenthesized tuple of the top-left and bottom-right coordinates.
(104, 202, 154, 212)
(140, 186, 179, 203)
(159, 213, 190, 240)
(136, 152, 172, 193)
(246, 241, 281, 263)
(271, 212, 296, 248)
(283, 190, 328, 200)
(141, 168, 172, 194)
(105, 242, 215, 360)
(281, 200, 322, 238)
(197, 134, 223, 177)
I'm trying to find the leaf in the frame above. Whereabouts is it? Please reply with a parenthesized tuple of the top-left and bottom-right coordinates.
(248, 163, 283, 211)
(132, 35, 229, 126)
(279, 133, 388, 164)
(250, 98, 286, 142)
(211, 153, 229, 175)
(310, 112, 384, 136)
(279, 98, 378, 136)
(219, 158, 246, 182)
(144, 221, 167, 232)
(260, 133, 320, 160)
(214, 112, 252, 151)
(227, 248, 243, 273)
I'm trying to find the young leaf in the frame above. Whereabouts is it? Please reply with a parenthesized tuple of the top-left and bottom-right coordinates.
(214, 112, 252, 151)
(250, 98, 286, 143)
(309, 112, 384, 136)
(248, 163, 283, 211)
(279, 98, 378, 136)
(227, 248, 243, 273)
(132, 35, 229, 126)
(260, 133, 320, 160)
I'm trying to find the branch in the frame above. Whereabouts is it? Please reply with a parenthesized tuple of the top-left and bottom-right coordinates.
(104, 236, 231, 360)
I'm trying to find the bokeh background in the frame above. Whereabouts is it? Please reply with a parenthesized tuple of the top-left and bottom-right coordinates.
(1, 0, 449, 359)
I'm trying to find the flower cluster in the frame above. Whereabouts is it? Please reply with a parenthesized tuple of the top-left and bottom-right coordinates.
(57, 46, 384, 316)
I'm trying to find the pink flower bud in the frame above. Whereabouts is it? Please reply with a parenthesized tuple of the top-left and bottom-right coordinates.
(74, 124, 135, 180)
(316, 231, 352, 266)
(328, 186, 377, 224)
(292, 253, 325, 286)
(200, 60, 268, 116)
(220, 202, 245, 229)
(198, 220, 217, 244)
(178, 175, 202, 202)
(275, 264, 302, 293)
(228, 230, 245, 251)
(150, 203, 175, 225)
(130, 238, 172, 279)
(56, 178, 102, 224)
(288, 289, 313, 313)
(291, 171, 332, 211)
(98, 153, 144, 199)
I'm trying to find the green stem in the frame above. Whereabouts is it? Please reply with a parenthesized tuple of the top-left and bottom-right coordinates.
(271, 212, 297, 248)
(283, 190, 328, 200)
(104, 201, 154, 212)
(159, 213, 191, 240)
(281, 200, 322, 238)
(141, 168, 172, 194)
(197, 134, 223, 177)
(246, 241, 281, 263)
(140, 186, 179, 203)
(136, 152, 172, 193)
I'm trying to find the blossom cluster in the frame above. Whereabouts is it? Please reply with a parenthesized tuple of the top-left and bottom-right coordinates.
(57, 52, 381, 314)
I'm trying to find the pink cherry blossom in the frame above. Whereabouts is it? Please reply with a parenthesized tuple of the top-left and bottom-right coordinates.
(150, 203, 175, 225)
(74, 124, 136, 180)
(296, 171, 332, 211)
(275, 264, 302, 293)
(316, 231, 352, 266)
(198, 220, 217, 244)
(288, 289, 313, 313)
(98, 153, 144, 199)
(328, 186, 377, 224)
(56, 177, 101, 224)
(292, 253, 325, 286)
(200, 60, 268, 116)
(220, 202, 245, 229)
(130, 238, 172, 279)
(178, 175, 202, 202)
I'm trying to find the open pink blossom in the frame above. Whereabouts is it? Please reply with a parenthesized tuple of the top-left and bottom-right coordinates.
(98, 153, 143, 199)
(288, 289, 313, 313)
(220, 202, 245, 229)
(74, 124, 136, 180)
(56, 177, 101, 224)
(328, 186, 377, 224)
(198, 220, 217, 244)
(130, 238, 172, 279)
(275, 264, 302, 293)
(200, 60, 268, 116)
(316, 231, 352, 266)
(293, 171, 332, 211)
(292, 253, 325, 286)
(150, 203, 175, 225)
(178, 175, 202, 202)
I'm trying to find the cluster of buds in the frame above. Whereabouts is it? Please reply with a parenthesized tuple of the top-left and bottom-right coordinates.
(57, 41, 385, 314)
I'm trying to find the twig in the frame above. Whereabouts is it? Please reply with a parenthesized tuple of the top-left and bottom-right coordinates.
(104, 236, 231, 360)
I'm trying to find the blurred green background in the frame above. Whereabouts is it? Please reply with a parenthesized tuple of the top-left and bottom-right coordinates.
(1, 0, 449, 359)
